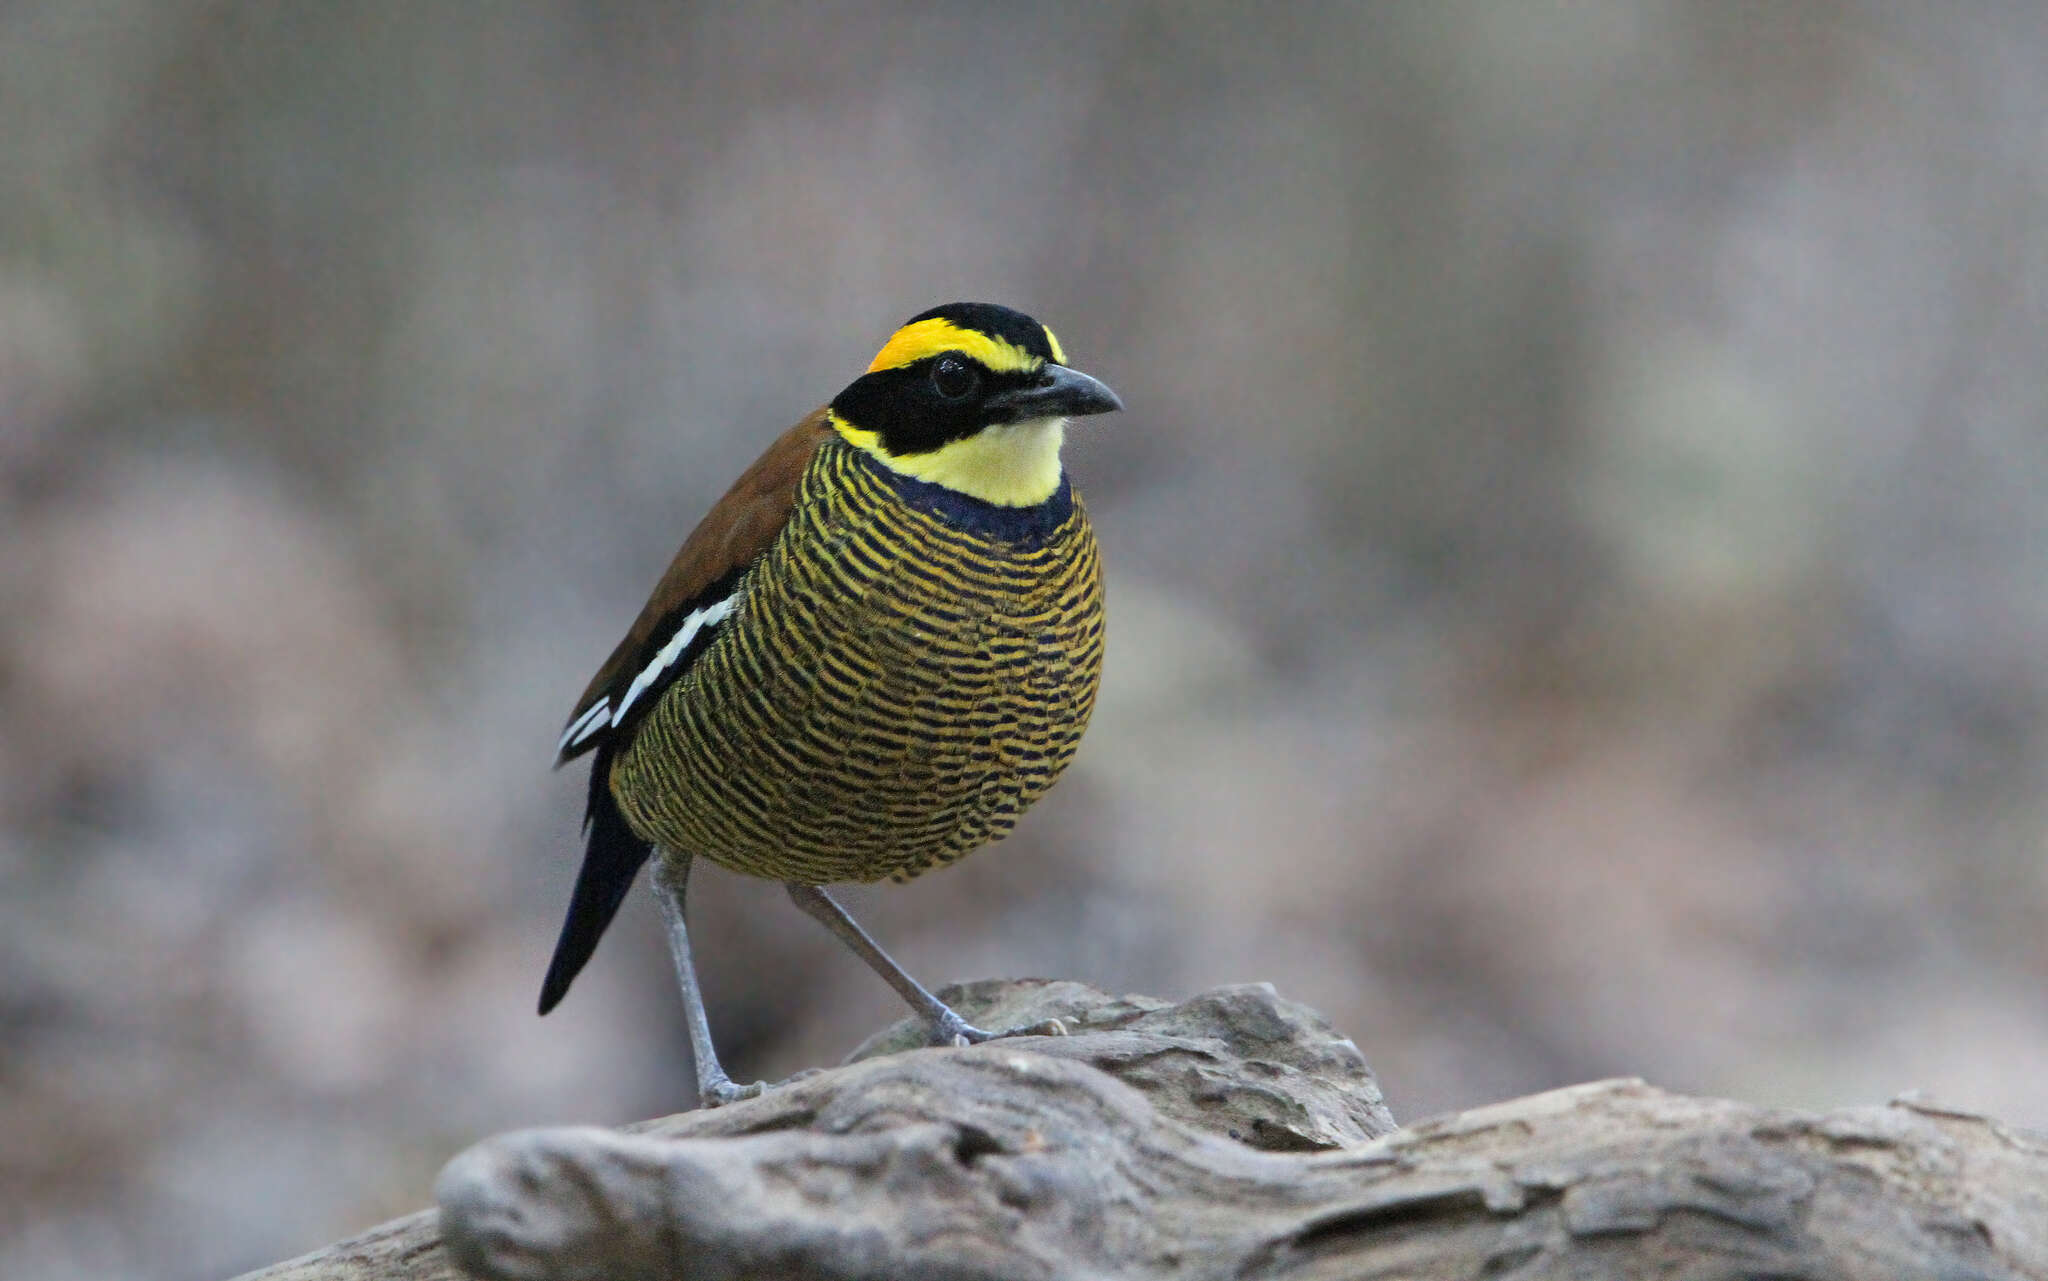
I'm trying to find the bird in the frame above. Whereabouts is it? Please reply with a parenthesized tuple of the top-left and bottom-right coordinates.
(540, 301, 1122, 1106)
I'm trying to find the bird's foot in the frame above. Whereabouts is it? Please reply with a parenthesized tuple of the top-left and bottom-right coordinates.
(696, 1074, 767, 1109)
(927, 1008, 1070, 1047)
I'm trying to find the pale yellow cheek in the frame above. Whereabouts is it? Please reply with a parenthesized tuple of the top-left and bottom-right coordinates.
(832, 416, 1068, 507)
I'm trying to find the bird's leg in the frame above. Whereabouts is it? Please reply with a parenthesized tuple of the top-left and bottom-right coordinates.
(783, 882, 990, 1044)
(784, 882, 1070, 1047)
(652, 853, 764, 1107)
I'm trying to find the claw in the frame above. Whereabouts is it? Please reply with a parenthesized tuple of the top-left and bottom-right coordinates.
(928, 1007, 996, 1046)
(697, 1076, 767, 1109)
(1011, 1017, 1068, 1038)
(928, 1010, 1070, 1047)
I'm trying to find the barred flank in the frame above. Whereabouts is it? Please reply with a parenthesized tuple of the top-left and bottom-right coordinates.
(610, 439, 1105, 885)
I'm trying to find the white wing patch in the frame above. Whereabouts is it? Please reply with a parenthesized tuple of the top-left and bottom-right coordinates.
(611, 596, 737, 726)
(613, 596, 737, 721)
(557, 594, 738, 755)
(557, 700, 612, 754)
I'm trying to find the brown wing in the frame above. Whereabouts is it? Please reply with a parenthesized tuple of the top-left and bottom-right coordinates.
(555, 410, 834, 763)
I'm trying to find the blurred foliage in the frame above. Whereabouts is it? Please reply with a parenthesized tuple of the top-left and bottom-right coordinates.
(4, 3, 2048, 1277)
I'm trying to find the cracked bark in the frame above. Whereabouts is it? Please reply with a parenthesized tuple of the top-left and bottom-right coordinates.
(234, 979, 2048, 1281)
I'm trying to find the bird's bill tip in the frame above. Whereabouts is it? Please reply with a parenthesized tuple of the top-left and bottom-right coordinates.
(1049, 364, 1124, 417)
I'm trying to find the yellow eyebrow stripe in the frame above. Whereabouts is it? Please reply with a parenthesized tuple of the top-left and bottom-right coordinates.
(867, 318, 1047, 375)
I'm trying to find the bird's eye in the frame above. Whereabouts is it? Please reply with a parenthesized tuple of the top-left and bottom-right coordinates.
(930, 355, 978, 400)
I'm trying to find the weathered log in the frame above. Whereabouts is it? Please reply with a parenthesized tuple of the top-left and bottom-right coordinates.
(236, 980, 2048, 1281)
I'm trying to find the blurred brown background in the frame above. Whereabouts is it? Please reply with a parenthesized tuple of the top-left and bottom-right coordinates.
(5, 2, 2047, 1276)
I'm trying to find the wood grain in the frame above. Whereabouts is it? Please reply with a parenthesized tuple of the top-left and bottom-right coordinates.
(233, 980, 2047, 1281)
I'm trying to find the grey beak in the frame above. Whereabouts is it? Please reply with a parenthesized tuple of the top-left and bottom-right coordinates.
(987, 364, 1124, 423)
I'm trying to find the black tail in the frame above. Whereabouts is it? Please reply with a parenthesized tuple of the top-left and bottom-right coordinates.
(538, 748, 654, 1014)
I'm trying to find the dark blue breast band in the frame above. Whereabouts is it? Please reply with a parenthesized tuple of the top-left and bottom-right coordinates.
(853, 446, 1075, 548)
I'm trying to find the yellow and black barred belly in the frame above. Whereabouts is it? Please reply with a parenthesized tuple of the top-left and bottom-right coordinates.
(609, 438, 1104, 885)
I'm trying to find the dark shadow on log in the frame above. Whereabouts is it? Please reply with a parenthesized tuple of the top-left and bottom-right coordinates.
(235, 980, 2048, 1281)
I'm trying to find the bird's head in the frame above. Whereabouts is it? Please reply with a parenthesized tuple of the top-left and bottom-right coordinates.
(827, 302, 1123, 507)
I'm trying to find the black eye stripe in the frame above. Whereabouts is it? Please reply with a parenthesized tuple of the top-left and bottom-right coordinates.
(830, 358, 1039, 457)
